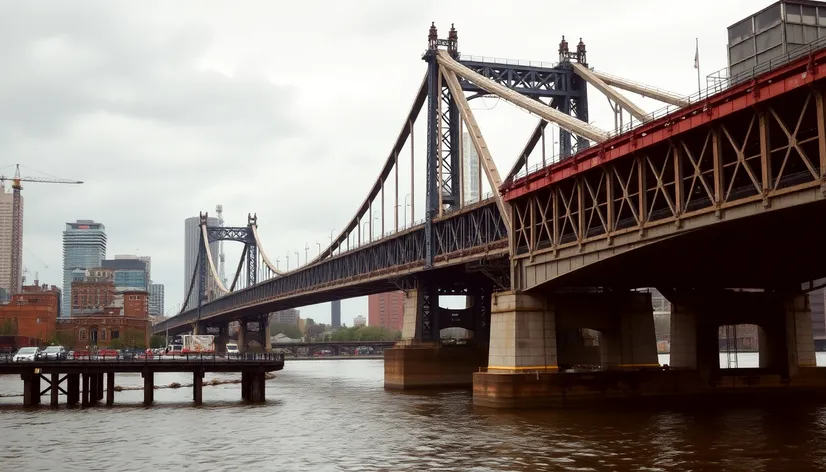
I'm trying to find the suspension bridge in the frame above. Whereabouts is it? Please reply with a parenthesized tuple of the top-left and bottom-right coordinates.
(153, 21, 826, 408)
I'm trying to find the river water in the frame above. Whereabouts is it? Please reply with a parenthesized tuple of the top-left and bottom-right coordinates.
(2, 353, 826, 471)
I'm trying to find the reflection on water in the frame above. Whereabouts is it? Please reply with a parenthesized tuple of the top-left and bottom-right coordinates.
(1, 355, 826, 471)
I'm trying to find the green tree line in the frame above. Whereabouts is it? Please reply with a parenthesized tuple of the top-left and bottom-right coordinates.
(329, 325, 400, 342)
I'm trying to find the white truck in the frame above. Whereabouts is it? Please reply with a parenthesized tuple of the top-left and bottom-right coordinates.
(180, 334, 215, 354)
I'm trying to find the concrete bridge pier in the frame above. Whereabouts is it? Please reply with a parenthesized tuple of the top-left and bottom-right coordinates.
(237, 320, 247, 352)
(670, 291, 819, 384)
(472, 291, 660, 408)
(384, 286, 489, 389)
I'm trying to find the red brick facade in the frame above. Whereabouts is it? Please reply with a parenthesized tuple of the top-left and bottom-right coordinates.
(71, 269, 116, 315)
(367, 291, 404, 331)
(56, 315, 150, 350)
(0, 284, 60, 342)
(56, 289, 151, 350)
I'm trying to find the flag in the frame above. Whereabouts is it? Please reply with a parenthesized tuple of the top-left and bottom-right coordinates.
(694, 38, 699, 69)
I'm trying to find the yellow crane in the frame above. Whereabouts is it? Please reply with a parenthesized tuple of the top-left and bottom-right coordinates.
(0, 164, 83, 295)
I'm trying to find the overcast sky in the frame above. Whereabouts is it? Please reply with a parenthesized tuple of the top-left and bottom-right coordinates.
(3, 0, 774, 324)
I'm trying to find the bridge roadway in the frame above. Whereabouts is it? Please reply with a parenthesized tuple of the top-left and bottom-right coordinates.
(272, 341, 396, 350)
(272, 340, 396, 355)
(156, 198, 507, 336)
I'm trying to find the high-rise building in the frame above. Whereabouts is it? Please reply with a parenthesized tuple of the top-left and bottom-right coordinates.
(62, 220, 106, 317)
(462, 132, 481, 203)
(114, 254, 151, 287)
(102, 258, 148, 291)
(184, 216, 219, 310)
(331, 300, 341, 327)
(270, 308, 300, 326)
(367, 291, 404, 331)
(149, 283, 164, 317)
(0, 184, 23, 296)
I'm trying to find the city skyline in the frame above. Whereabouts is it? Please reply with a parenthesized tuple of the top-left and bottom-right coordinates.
(6, 0, 775, 325)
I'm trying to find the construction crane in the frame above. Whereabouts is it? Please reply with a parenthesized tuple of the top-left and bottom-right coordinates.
(0, 164, 83, 296)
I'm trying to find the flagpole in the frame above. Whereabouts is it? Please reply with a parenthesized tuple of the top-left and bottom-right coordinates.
(695, 38, 701, 94)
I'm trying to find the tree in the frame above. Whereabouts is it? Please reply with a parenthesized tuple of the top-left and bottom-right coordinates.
(269, 322, 302, 339)
(149, 335, 166, 348)
(107, 338, 124, 350)
(48, 331, 74, 347)
(0, 318, 17, 336)
(305, 323, 326, 341)
(330, 325, 401, 342)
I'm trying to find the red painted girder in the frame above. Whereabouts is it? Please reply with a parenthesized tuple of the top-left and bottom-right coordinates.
(503, 48, 826, 201)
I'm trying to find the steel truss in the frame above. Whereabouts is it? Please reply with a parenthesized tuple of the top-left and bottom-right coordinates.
(181, 213, 279, 318)
(510, 85, 826, 257)
(164, 201, 507, 328)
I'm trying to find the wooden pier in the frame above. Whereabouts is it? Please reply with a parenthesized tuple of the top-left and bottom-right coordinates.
(0, 353, 285, 407)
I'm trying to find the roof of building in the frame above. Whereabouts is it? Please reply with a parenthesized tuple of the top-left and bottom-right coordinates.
(102, 259, 146, 270)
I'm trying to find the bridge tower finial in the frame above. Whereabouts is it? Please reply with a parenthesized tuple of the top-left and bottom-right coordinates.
(428, 22, 438, 51)
(559, 35, 569, 63)
(576, 37, 587, 66)
(448, 23, 459, 57)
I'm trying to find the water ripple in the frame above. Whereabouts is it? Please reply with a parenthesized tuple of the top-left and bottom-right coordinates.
(1, 360, 826, 471)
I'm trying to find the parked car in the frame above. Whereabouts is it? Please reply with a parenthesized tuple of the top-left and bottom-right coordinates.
(41, 345, 68, 361)
(13, 347, 40, 362)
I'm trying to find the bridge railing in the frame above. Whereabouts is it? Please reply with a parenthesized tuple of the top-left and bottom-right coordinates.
(511, 35, 826, 182)
(460, 54, 559, 69)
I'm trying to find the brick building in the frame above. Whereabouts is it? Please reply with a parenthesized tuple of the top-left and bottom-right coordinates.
(0, 282, 61, 342)
(71, 268, 116, 315)
(56, 289, 150, 350)
(367, 291, 404, 330)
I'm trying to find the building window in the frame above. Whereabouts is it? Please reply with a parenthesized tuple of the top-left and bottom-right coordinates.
(79, 328, 87, 340)
(100, 329, 107, 341)
(111, 330, 119, 339)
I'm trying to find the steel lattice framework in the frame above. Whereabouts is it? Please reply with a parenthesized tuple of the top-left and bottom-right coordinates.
(507, 49, 826, 291)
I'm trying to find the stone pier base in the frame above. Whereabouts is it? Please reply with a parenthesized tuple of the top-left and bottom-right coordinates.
(384, 343, 488, 389)
(473, 367, 826, 409)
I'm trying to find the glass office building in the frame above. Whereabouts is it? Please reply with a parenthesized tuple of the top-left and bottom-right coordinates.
(102, 258, 148, 291)
(62, 220, 107, 317)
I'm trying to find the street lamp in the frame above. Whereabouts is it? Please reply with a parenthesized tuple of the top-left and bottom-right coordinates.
(304, 243, 309, 265)
(316, 242, 321, 255)
(361, 220, 376, 244)
(294, 251, 300, 267)
(286, 253, 290, 271)
(275, 257, 280, 270)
